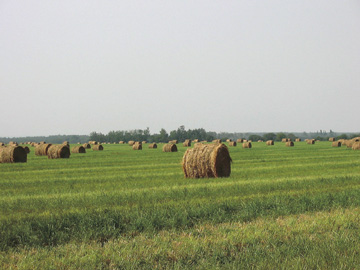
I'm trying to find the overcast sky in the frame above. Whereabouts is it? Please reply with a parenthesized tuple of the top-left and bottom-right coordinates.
(1, 1, 359, 137)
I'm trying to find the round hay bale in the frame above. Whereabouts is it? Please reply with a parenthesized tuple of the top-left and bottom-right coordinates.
(226, 139, 232, 142)
(132, 143, 142, 150)
(23, 146, 30, 154)
(0, 142, 5, 146)
(71, 146, 86, 153)
(307, 139, 315, 145)
(281, 138, 287, 143)
(93, 145, 104, 151)
(83, 143, 91, 149)
(163, 144, 177, 152)
(286, 141, 294, 147)
(242, 142, 252, 148)
(183, 141, 191, 147)
(169, 140, 178, 144)
(332, 141, 342, 147)
(329, 137, 335, 142)
(295, 138, 301, 142)
(229, 141, 237, 146)
(212, 139, 222, 144)
(63, 141, 70, 147)
(352, 142, 360, 150)
(193, 139, 199, 143)
(119, 141, 125, 144)
(182, 143, 232, 178)
(266, 140, 274, 145)
(142, 141, 147, 144)
(89, 141, 98, 145)
(236, 139, 243, 143)
(0, 146, 27, 163)
(346, 140, 355, 148)
(149, 143, 157, 149)
(47, 145, 70, 159)
(35, 143, 52, 156)
(128, 140, 135, 146)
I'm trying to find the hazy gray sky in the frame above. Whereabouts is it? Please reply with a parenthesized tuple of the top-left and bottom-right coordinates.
(1, 1, 359, 137)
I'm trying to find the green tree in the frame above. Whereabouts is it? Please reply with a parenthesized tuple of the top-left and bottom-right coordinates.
(263, 133, 276, 141)
(276, 132, 287, 142)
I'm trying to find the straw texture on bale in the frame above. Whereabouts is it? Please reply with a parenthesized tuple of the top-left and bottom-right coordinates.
(229, 141, 237, 146)
(352, 142, 360, 150)
(83, 143, 91, 149)
(236, 139, 244, 143)
(346, 140, 355, 148)
(148, 143, 157, 149)
(332, 141, 342, 147)
(23, 146, 30, 154)
(0, 146, 27, 163)
(47, 145, 70, 159)
(182, 143, 232, 178)
(35, 143, 52, 156)
(71, 146, 86, 153)
(243, 142, 252, 148)
(212, 139, 222, 144)
(132, 143, 142, 150)
(286, 141, 294, 147)
(163, 144, 177, 152)
(266, 140, 274, 145)
(93, 145, 104, 151)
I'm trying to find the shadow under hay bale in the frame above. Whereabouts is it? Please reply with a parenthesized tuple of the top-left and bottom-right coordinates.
(286, 141, 294, 147)
(266, 140, 274, 145)
(0, 146, 27, 163)
(72, 146, 86, 153)
(47, 145, 70, 159)
(93, 145, 104, 151)
(243, 142, 252, 148)
(149, 143, 157, 149)
(182, 143, 231, 178)
(163, 144, 177, 152)
(35, 143, 52, 156)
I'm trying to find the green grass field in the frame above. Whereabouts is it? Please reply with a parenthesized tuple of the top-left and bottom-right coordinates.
(1, 142, 360, 269)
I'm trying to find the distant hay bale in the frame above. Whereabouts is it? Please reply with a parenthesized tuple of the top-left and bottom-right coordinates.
(329, 137, 335, 142)
(0, 142, 4, 146)
(0, 146, 27, 163)
(182, 143, 232, 178)
(183, 141, 191, 147)
(71, 146, 86, 153)
(132, 143, 142, 150)
(63, 141, 70, 147)
(295, 138, 301, 142)
(229, 141, 237, 146)
(47, 145, 71, 159)
(193, 139, 199, 143)
(9, 141, 18, 146)
(307, 139, 315, 145)
(169, 140, 178, 144)
(243, 142, 252, 148)
(236, 139, 244, 143)
(266, 140, 274, 145)
(352, 142, 360, 150)
(281, 138, 287, 143)
(83, 143, 91, 149)
(332, 141, 342, 147)
(212, 139, 221, 144)
(226, 139, 232, 142)
(243, 139, 248, 143)
(286, 141, 294, 147)
(128, 141, 135, 146)
(142, 141, 147, 144)
(23, 146, 30, 154)
(119, 141, 125, 144)
(149, 143, 157, 149)
(35, 143, 52, 156)
(163, 144, 177, 152)
(93, 145, 104, 151)
(89, 141, 98, 145)
(258, 140, 263, 142)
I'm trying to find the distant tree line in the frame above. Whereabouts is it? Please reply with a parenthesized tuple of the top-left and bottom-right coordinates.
(2, 128, 359, 144)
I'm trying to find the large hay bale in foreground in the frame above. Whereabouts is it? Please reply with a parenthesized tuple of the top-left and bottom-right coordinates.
(163, 144, 177, 152)
(132, 143, 142, 150)
(149, 143, 157, 149)
(71, 146, 86, 153)
(286, 141, 294, 147)
(182, 143, 232, 178)
(83, 143, 91, 149)
(243, 142, 252, 148)
(93, 145, 104, 151)
(352, 142, 360, 150)
(47, 145, 70, 159)
(332, 141, 342, 147)
(266, 140, 274, 145)
(229, 141, 237, 146)
(0, 146, 27, 163)
(35, 143, 52, 156)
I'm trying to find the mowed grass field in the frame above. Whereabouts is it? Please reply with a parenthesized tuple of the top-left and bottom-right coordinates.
(1, 141, 360, 269)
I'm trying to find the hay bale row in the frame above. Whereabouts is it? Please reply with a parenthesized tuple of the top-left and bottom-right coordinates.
(243, 142, 252, 148)
(266, 140, 274, 145)
(163, 144, 177, 152)
(0, 146, 27, 163)
(182, 143, 231, 178)
(149, 143, 157, 149)
(93, 145, 104, 151)
(47, 145, 70, 159)
(71, 146, 86, 153)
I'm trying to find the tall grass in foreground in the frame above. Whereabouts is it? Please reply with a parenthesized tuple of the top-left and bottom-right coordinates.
(0, 142, 360, 268)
